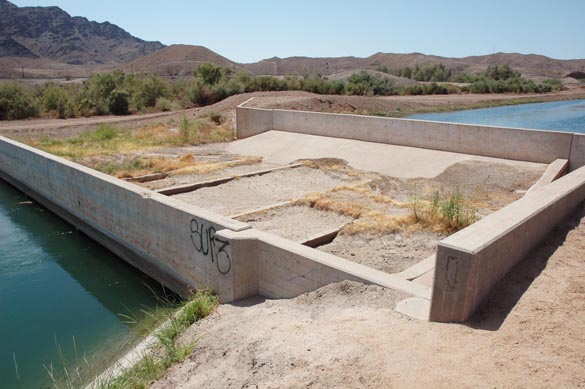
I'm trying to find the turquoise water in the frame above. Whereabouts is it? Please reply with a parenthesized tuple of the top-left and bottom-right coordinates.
(409, 99, 585, 133)
(0, 179, 169, 388)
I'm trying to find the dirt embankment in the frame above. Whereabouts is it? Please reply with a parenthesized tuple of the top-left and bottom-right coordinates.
(1, 89, 584, 140)
(152, 205, 585, 388)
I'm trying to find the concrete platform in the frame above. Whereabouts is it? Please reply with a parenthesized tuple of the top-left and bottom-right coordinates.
(227, 130, 545, 179)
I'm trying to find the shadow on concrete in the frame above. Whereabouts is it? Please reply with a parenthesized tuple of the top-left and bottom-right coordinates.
(466, 203, 585, 331)
(227, 295, 267, 308)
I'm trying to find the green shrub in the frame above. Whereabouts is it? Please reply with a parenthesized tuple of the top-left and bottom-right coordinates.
(0, 82, 38, 120)
(194, 62, 224, 85)
(155, 97, 173, 112)
(430, 189, 477, 232)
(346, 71, 396, 96)
(107, 89, 130, 115)
(542, 78, 563, 91)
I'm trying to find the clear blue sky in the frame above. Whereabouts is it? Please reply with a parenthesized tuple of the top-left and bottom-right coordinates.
(11, 0, 585, 63)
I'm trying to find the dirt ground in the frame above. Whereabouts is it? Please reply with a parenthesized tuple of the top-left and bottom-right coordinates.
(319, 231, 441, 274)
(173, 166, 355, 216)
(152, 204, 585, 388)
(237, 205, 353, 243)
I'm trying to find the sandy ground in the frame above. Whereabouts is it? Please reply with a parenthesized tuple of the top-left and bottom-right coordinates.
(152, 204, 585, 388)
(172, 166, 355, 216)
(319, 231, 441, 274)
(237, 205, 353, 243)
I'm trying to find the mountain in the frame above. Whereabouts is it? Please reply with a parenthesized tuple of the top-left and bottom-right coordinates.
(123, 44, 247, 76)
(0, 0, 164, 65)
(1, 0, 584, 80)
(241, 52, 585, 79)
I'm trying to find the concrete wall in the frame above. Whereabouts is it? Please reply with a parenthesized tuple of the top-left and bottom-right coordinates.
(219, 229, 432, 300)
(236, 106, 273, 139)
(236, 105, 576, 164)
(430, 166, 585, 322)
(0, 136, 254, 302)
(570, 133, 585, 171)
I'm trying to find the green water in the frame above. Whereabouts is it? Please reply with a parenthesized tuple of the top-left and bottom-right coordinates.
(0, 179, 170, 388)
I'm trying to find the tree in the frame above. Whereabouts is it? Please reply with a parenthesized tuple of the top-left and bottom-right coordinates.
(194, 62, 223, 85)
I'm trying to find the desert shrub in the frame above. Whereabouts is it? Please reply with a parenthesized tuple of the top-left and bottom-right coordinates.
(155, 97, 173, 112)
(485, 64, 520, 80)
(346, 71, 396, 96)
(393, 63, 451, 82)
(134, 76, 169, 108)
(423, 82, 449, 95)
(429, 189, 477, 232)
(187, 79, 212, 105)
(194, 62, 224, 85)
(402, 84, 425, 95)
(205, 111, 225, 125)
(542, 78, 563, 91)
(39, 83, 76, 118)
(0, 82, 38, 120)
(108, 89, 130, 115)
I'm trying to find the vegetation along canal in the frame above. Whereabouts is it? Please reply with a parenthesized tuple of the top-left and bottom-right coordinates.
(0, 179, 170, 388)
(410, 99, 585, 133)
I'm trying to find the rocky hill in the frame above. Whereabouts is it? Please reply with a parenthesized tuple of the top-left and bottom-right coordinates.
(1, 0, 584, 80)
(241, 52, 585, 79)
(0, 0, 164, 65)
(123, 44, 247, 76)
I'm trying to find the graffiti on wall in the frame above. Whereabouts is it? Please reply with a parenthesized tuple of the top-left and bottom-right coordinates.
(190, 218, 231, 274)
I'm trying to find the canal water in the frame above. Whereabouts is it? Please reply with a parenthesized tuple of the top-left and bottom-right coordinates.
(0, 179, 170, 388)
(409, 99, 585, 133)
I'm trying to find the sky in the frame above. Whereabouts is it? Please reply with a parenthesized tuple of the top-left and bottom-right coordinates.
(10, 0, 585, 63)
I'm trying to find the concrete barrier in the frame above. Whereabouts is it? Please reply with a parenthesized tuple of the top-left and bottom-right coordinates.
(0, 136, 254, 302)
(430, 166, 585, 322)
(570, 133, 585, 171)
(218, 229, 432, 300)
(236, 106, 273, 139)
(236, 104, 575, 164)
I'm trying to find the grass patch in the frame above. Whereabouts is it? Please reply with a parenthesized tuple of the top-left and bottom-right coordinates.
(88, 153, 262, 179)
(344, 188, 477, 235)
(24, 117, 236, 160)
(96, 290, 218, 389)
(300, 183, 477, 236)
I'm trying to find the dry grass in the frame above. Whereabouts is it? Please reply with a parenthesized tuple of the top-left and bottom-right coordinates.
(25, 118, 236, 160)
(298, 182, 478, 236)
(169, 156, 262, 176)
(92, 154, 262, 179)
(297, 191, 366, 218)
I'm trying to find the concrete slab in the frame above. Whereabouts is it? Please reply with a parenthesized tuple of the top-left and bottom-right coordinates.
(395, 297, 430, 320)
(227, 131, 545, 179)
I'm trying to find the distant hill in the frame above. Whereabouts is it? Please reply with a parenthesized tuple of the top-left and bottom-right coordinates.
(123, 44, 246, 76)
(241, 52, 585, 79)
(1, 0, 584, 81)
(0, 0, 164, 65)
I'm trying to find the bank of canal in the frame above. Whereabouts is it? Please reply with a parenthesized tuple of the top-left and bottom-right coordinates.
(0, 179, 170, 388)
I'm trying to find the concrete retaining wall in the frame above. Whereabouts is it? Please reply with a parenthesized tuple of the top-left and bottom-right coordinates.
(236, 106, 273, 139)
(570, 133, 585, 171)
(430, 166, 585, 322)
(0, 136, 254, 302)
(236, 106, 576, 164)
(218, 229, 432, 300)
